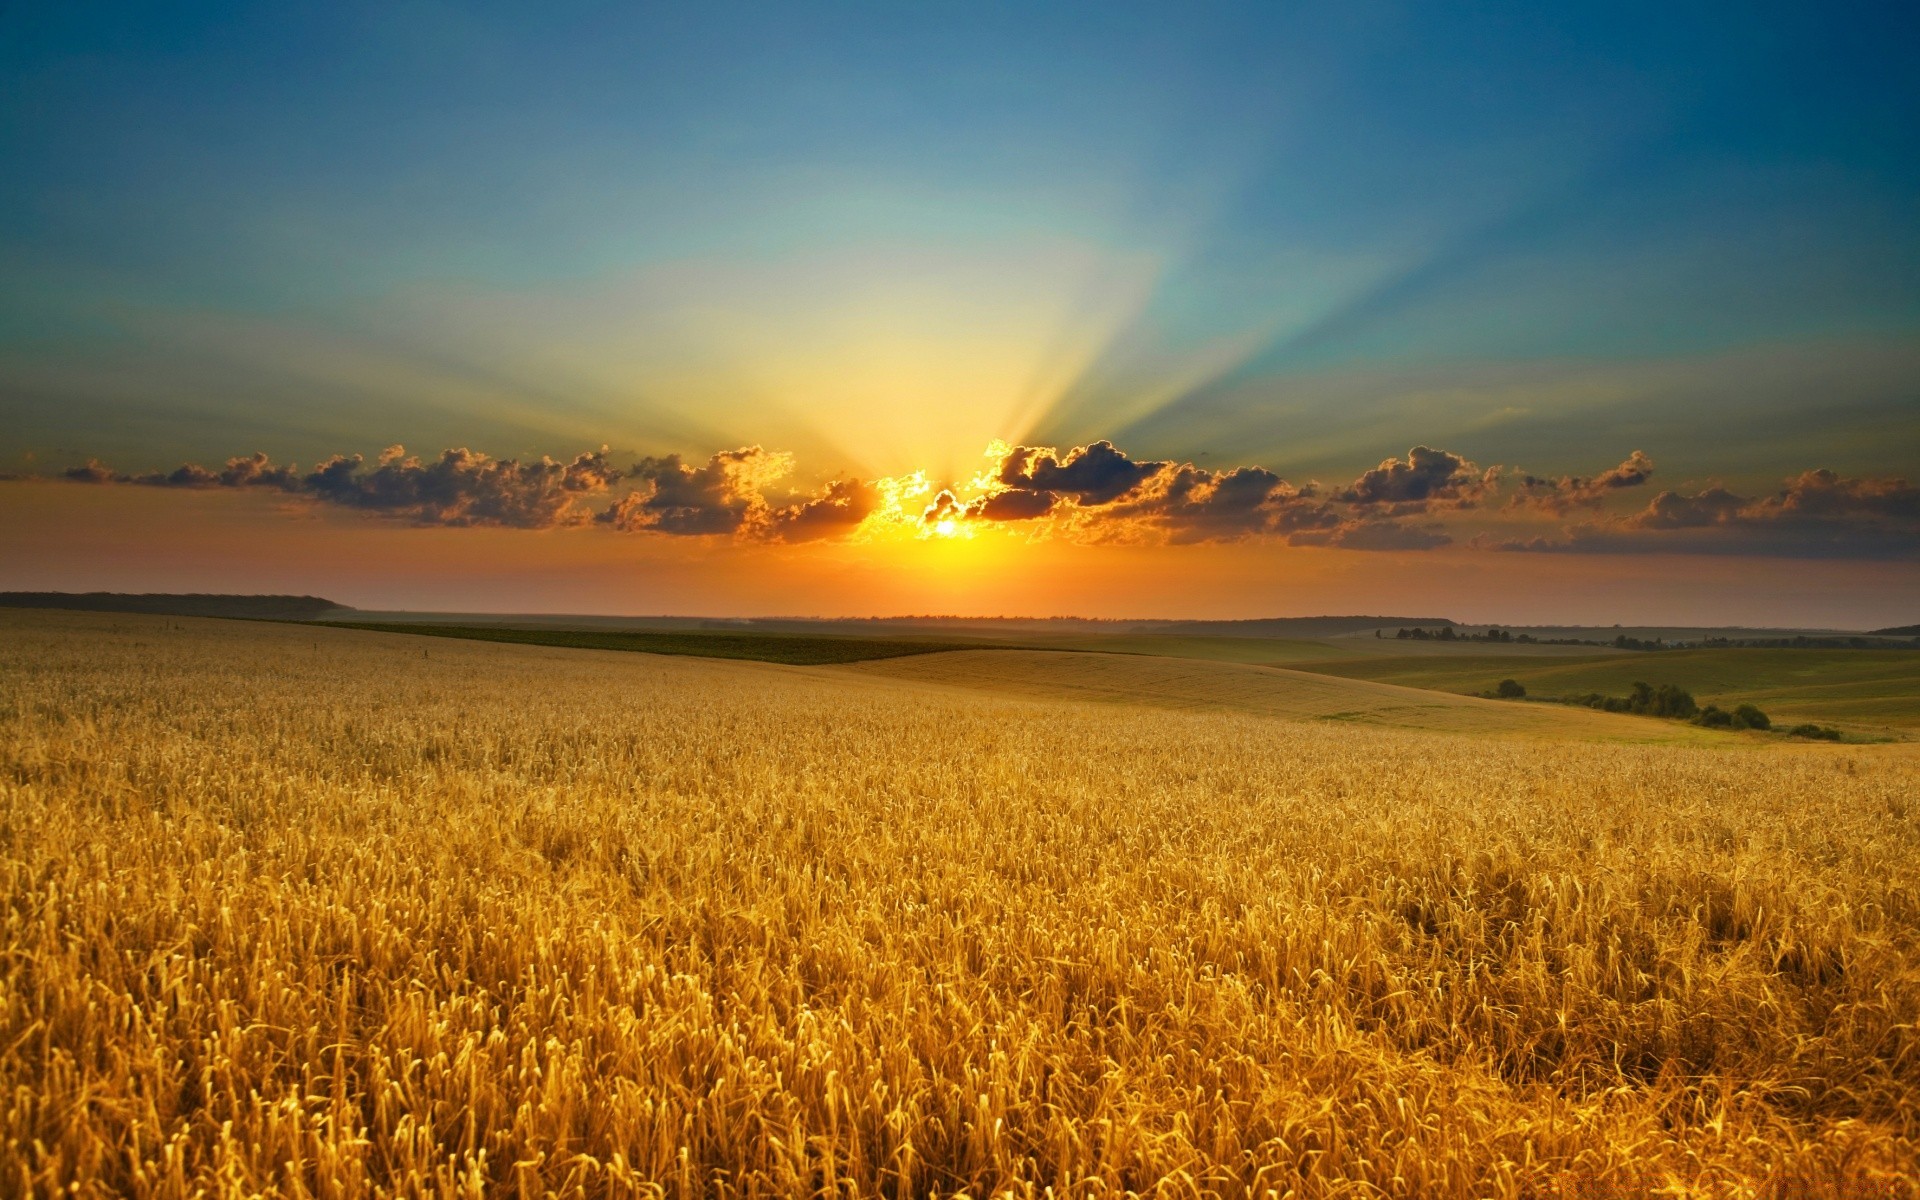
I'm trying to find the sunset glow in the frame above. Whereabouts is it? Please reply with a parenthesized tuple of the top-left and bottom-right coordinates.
(0, 4, 1914, 623)
(6, 11, 1920, 1189)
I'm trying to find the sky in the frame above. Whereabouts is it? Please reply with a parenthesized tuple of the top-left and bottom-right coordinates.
(2, 1, 1917, 624)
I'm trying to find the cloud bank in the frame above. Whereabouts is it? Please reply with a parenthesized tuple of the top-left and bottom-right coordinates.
(44, 438, 1919, 559)
(1501, 467, 1920, 558)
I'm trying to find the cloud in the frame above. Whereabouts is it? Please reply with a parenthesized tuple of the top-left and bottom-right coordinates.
(1752, 468, 1920, 524)
(1502, 467, 1920, 558)
(598, 447, 888, 542)
(1624, 485, 1746, 530)
(1509, 450, 1655, 512)
(63, 450, 307, 490)
(41, 437, 1911, 559)
(994, 440, 1166, 505)
(599, 447, 784, 535)
(63, 460, 122, 484)
(762, 477, 880, 542)
(63, 445, 624, 529)
(304, 446, 623, 528)
(972, 488, 1057, 521)
(954, 441, 1340, 543)
(1108, 464, 1340, 543)
(1334, 446, 1493, 512)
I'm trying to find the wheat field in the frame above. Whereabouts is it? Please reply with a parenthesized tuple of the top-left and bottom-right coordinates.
(2, 610, 1917, 1198)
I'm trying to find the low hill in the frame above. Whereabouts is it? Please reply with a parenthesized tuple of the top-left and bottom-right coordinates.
(324, 621, 993, 665)
(318, 611, 1457, 638)
(837, 649, 1713, 742)
(1130, 615, 1456, 638)
(0, 592, 348, 620)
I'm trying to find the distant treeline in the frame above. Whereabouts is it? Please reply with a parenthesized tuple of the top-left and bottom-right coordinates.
(1486, 677, 1845, 740)
(1695, 635, 1920, 650)
(1393, 626, 1917, 651)
(0, 592, 348, 620)
(1390, 626, 1660, 649)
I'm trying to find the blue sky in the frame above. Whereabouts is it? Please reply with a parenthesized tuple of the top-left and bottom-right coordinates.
(1, 2, 1916, 616)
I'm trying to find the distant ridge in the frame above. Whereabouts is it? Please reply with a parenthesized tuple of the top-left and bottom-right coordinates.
(326, 611, 1458, 638)
(1133, 615, 1455, 638)
(1874, 625, 1920, 636)
(0, 592, 349, 620)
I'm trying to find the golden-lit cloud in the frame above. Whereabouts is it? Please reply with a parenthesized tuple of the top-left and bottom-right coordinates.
(1499, 467, 1920, 558)
(1508, 451, 1656, 513)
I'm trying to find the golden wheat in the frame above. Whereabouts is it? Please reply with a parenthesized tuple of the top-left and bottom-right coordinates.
(1, 610, 1916, 1197)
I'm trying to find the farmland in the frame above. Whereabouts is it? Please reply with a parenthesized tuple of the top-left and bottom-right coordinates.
(321, 621, 993, 665)
(1303, 648, 1920, 737)
(846, 650, 1719, 742)
(2, 610, 1917, 1196)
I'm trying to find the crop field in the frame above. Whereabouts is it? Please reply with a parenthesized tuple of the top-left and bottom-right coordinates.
(321, 622, 993, 665)
(1304, 649, 1920, 737)
(3, 610, 1918, 1196)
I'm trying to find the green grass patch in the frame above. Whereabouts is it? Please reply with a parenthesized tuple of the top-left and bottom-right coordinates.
(324, 622, 996, 665)
(1300, 648, 1920, 733)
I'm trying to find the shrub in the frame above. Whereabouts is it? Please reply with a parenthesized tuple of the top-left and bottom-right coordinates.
(1649, 683, 1698, 719)
(1731, 704, 1771, 731)
(1495, 679, 1526, 698)
(1788, 723, 1843, 741)
(1623, 681, 1697, 719)
(1694, 706, 1733, 728)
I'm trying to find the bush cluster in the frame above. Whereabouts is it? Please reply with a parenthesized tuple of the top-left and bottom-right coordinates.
(1787, 723, 1844, 741)
(1515, 682, 1796, 736)
(1695, 703, 1771, 731)
(1565, 681, 1700, 719)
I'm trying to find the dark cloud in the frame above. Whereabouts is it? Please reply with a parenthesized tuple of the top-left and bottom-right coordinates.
(973, 488, 1056, 521)
(63, 460, 122, 484)
(62, 446, 623, 528)
(920, 487, 1036, 531)
(960, 442, 1337, 543)
(1336, 446, 1489, 510)
(996, 440, 1165, 505)
(1510, 451, 1655, 513)
(303, 446, 622, 528)
(63, 451, 306, 490)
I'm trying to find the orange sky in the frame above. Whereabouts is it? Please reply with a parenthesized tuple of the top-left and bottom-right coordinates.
(5, 482, 1915, 628)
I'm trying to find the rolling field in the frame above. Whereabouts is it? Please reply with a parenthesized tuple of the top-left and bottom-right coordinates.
(843, 650, 1718, 742)
(922, 633, 1629, 667)
(1303, 649, 1920, 736)
(321, 622, 992, 665)
(979, 634, 1360, 665)
(3, 610, 1918, 1196)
